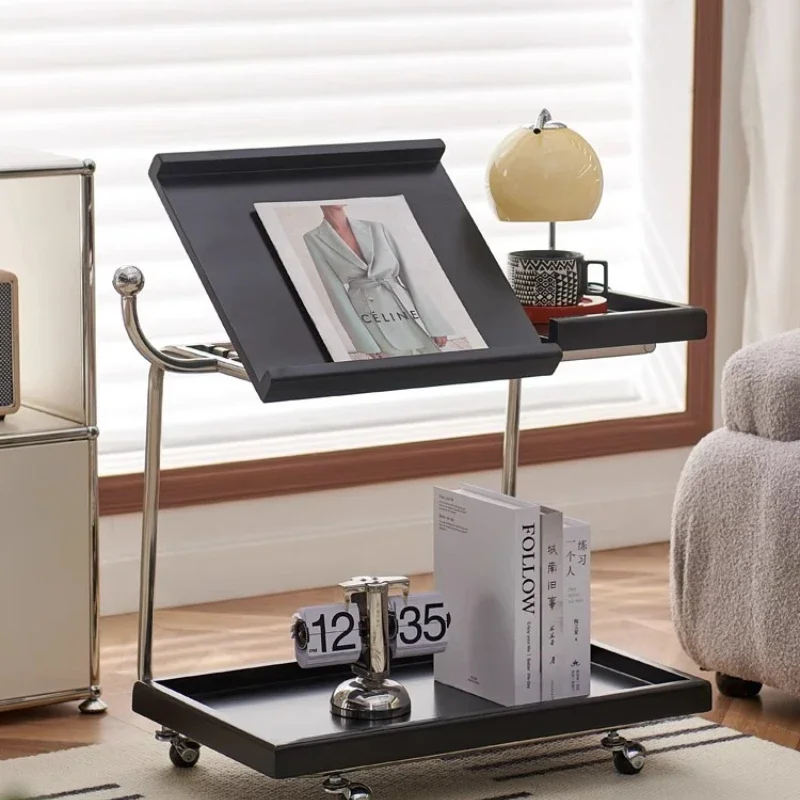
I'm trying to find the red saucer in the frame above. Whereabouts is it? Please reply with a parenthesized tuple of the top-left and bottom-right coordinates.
(523, 295, 608, 335)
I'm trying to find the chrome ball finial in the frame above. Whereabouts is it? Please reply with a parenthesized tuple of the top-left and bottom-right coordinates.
(113, 266, 145, 297)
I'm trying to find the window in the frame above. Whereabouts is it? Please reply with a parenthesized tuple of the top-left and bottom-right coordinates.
(1, 0, 698, 477)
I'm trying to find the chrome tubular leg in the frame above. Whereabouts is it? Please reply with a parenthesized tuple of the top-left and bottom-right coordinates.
(502, 219, 553, 498)
(502, 377, 522, 497)
(112, 266, 217, 685)
(138, 363, 165, 683)
(79, 161, 106, 714)
(83, 434, 106, 712)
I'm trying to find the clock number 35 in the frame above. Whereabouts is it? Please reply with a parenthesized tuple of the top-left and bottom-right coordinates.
(397, 601, 448, 645)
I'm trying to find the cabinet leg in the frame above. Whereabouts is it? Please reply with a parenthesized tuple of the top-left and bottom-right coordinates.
(601, 730, 646, 775)
(78, 686, 107, 714)
(323, 773, 373, 799)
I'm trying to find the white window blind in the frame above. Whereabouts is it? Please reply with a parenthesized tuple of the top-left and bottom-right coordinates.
(0, 0, 693, 476)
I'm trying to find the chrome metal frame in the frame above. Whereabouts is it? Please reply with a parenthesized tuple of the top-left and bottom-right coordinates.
(0, 159, 107, 714)
(499, 343, 655, 497)
(78, 160, 107, 714)
(501, 378, 522, 496)
(113, 265, 658, 683)
(0, 161, 88, 180)
(0, 425, 99, 450)
(0, 686, 101, 714)
(113, 266, 219, 682)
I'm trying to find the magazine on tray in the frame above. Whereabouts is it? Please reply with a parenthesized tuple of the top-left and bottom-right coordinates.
(254, 195, 487, 362)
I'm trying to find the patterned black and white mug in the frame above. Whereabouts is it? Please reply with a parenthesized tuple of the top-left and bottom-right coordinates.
(508, 250, 608, 307)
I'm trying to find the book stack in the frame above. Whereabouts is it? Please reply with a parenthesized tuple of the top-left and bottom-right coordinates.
(433, 484, 591, 707)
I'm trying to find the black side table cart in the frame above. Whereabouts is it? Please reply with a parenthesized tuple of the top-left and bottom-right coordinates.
(113, 140, 711, 798)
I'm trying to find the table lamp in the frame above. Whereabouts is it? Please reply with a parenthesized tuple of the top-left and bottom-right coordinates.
(487, 108, 604, 243)
(486, 108, 607, 327)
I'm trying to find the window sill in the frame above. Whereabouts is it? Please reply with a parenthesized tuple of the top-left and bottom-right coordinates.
(99, 392, 708, 516)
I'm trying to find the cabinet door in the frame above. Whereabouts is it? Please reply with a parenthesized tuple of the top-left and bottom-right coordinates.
(0, 439, 91, 700)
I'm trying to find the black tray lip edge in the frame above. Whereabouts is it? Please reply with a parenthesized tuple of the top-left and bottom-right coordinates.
(133, 675, 709, 743)
(264, 342, 563, 377)
(590, 642, 709, 687)
(148, 642, 704, 696)
(545, 293, 708, 350)
(258, 343, 564, 403)
(150, 138, 448, 180)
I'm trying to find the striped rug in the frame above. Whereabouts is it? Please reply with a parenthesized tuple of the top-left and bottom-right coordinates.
(0, 716, 794, 799)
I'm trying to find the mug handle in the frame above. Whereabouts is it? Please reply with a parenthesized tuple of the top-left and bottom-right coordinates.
(583, 260, 608, 296)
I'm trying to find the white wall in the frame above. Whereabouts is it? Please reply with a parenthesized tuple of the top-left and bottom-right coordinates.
(99, 0, 752, 617)
(100, 446, 692, 615)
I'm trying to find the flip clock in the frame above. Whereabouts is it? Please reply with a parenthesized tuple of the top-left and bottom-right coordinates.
(291, 576, 450, 720)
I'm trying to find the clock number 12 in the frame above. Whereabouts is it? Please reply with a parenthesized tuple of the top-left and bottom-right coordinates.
(310, 611, 357, 653)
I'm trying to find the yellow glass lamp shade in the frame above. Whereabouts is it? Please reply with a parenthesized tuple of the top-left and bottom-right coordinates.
(487, 109, 604, 222)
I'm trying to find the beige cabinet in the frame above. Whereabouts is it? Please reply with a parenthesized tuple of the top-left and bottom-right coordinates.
(0, 439, 91, 700)
(0, 149, 103, 713)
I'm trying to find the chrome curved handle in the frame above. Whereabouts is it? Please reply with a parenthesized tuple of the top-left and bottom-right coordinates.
(112, 266, 218, 373)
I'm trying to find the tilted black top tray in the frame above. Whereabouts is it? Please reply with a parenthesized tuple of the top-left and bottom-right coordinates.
(150, 140, 561, 403)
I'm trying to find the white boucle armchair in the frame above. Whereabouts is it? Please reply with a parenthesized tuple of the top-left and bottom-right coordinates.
(671, 329, 800, 699)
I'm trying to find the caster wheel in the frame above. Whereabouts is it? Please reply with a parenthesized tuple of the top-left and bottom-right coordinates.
(613, 746, 645, 775)
(169, 741, 201, 768)
(715, 672, 762, 699)
(323, 774, 373, 799)
(345, 785, 372, 800)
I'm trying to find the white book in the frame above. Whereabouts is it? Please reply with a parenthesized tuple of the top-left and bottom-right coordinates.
(433, 484, 541, 706)
(459, 484, 542, 705)
(558, 516, 591, 698)
(540, 506, 564, 701)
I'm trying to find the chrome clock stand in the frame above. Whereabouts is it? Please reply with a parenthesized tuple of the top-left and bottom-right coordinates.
(330, 576, 412, 720)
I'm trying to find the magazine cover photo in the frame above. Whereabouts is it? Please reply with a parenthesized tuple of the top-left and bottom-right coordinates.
(255, 195, 487, 362)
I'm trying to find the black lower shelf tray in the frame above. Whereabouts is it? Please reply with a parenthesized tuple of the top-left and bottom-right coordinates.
(132, 643, 711, 780)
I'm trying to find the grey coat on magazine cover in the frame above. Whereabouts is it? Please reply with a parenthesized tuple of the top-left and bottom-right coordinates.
(303, 218, 455, 357)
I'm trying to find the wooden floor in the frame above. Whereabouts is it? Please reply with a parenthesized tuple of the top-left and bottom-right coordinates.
(2, 542, 800, 760)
